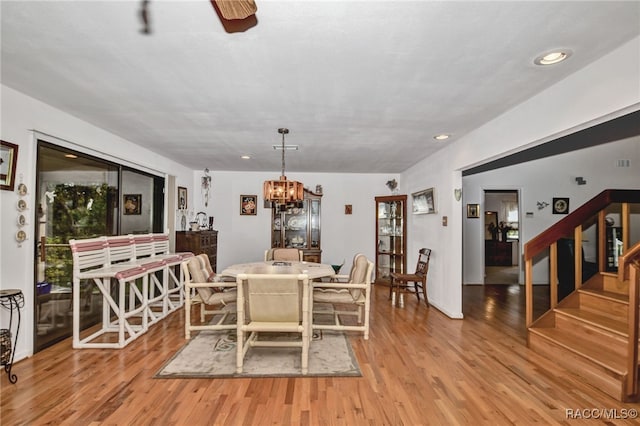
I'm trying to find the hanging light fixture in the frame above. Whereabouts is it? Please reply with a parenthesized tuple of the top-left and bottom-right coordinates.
(263, 128, 304, 211)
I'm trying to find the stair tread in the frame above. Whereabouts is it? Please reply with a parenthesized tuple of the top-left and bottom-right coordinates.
(555, 307, 628, 336)
(529, 327, 627, 375)
(579, 287, 629, 303)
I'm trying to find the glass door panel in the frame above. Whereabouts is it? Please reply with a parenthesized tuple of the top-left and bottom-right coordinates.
(34, 143, 165, 351)
(375, 195, 407, 284)
(35, 143, 119, 351)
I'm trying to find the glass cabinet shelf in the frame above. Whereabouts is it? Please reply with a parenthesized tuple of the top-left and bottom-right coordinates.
(375, 195, 407, 285)
(271, 189, 322, 263)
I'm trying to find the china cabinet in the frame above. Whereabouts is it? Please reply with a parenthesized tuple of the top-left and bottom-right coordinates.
(271, 189, 322, 263)
(375, 195, 407, 285)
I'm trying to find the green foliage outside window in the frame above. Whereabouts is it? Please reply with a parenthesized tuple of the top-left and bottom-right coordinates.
(43, 183, 115, 288)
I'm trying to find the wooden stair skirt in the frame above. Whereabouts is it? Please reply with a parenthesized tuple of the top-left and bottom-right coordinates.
(528, 273, 639, 402)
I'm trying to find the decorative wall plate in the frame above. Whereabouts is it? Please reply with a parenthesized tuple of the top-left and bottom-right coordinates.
(17, 214, 26, 226)
(17, 199, 27, 211)
(17, 183, 27, 196)
(552, 197, 569, 214)
(16, 230, 26, 242)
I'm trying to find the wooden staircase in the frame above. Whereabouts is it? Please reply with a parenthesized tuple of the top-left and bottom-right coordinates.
(524, 189, 640, 402)
(528, 272, 637, 401)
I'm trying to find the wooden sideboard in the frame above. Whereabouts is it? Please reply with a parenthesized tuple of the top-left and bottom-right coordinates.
(485, 240, 513, 266)
(176, 230, 218, 272)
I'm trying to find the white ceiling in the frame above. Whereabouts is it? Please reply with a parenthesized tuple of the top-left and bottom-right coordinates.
(2, 1, 639, 174)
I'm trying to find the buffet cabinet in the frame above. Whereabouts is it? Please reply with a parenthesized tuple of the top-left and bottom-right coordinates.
(375, 195, 407, 285)
(176, 230, 218, 272)
(271, 189, 322, 263)
(485, 240, 513, 266)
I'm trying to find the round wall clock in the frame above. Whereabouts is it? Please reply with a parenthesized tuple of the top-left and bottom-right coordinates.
(552, 197, 569, 214)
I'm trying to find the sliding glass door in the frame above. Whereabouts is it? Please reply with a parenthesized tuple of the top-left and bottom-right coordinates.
(34, 141, 164, 351)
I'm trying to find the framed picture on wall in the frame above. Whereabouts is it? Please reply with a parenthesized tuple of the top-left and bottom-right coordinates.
(552, 197, 569, 214)
(0, 140, 19, 191)
(412, 187, 436, 214)
(123, 194, 142, 215)
(240, 195, 257, 215)
(467, 203, 480, 218)
(178, 186, 187, 209)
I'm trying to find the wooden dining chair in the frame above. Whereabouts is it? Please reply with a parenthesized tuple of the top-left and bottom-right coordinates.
(389, 248, 431, 307)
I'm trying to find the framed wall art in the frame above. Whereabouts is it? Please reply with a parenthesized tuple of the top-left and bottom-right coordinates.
(178, 187, 188, 209)
(412, 187, 436, 214)
(552, 197, 569, 214)
(467, 203, 480, 218)
(0, 140, 19, 191)
(123, 194, 142, 215)
(240, 195, 257, 215)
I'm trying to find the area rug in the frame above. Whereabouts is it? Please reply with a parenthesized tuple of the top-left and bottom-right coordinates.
(155, 325, 361, 378)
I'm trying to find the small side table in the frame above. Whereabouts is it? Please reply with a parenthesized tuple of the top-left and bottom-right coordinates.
(1, 289, 24, 384)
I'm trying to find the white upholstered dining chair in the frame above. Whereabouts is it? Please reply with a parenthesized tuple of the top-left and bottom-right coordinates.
(182, 254, 236, 339)
(235, 273, 310, 374)
(264, 248, 304, 261)
(311, 253, 374, 339)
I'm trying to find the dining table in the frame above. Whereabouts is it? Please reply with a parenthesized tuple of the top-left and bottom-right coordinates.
(219, 260, 335, 281)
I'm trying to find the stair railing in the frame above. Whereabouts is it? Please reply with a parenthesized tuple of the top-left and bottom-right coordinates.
(618, 241, 640, 397)
(524, 189, 640, 327)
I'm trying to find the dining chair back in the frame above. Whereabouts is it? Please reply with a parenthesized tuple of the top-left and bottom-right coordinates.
(236, 273, 310, 374)
(312, 253, 374, 339)
(264, 248, 304, 261)
(389, 248, 431, 307)
(182, 255, 236, 339)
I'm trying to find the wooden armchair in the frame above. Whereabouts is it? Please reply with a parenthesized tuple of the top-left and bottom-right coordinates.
(312, 253, 374, 339)
(183, 254, 236, 339)
(390, 248, 431, 307)
(236, 273, 310, 374)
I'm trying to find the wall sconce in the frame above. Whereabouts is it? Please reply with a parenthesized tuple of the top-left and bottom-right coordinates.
(537, 201, 549, 210)
(454, 188, 462, 201)
(202, 168, 212, 207)
(575, 176, 587, 185)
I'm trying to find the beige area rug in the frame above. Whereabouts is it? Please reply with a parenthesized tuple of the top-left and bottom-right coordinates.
(155, 314, 361, 378)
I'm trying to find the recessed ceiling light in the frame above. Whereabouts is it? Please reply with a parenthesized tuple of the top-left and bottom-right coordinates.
(534, 50, 571, 65)
(433, 134, 450, 141)
(64, 154, 78, 159)
(241, 155, 251, 159)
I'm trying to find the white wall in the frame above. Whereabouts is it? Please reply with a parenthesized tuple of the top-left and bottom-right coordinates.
(0, 85, 194, 361)
(463, 136, 640, 285)
(187, 171, 399, 270)
(400, 36, 640, 318)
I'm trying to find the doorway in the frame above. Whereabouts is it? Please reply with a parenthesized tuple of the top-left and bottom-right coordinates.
(483, 190, 520, 284)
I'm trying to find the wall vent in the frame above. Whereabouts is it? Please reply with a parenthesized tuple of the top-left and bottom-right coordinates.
(615, 159, 630, 167)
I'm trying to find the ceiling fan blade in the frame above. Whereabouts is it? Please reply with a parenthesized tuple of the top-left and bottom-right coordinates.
(214, 0, 257, 20)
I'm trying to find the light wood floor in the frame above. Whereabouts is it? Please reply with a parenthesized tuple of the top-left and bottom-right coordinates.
(2, 284, 639, 425)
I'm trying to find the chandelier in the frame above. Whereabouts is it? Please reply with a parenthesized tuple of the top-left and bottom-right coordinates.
(263, 128, 304, 210)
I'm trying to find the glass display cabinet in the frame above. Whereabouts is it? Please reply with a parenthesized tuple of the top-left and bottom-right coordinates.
(271, 189, 322, 263)
(375, 195, 407, 285)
